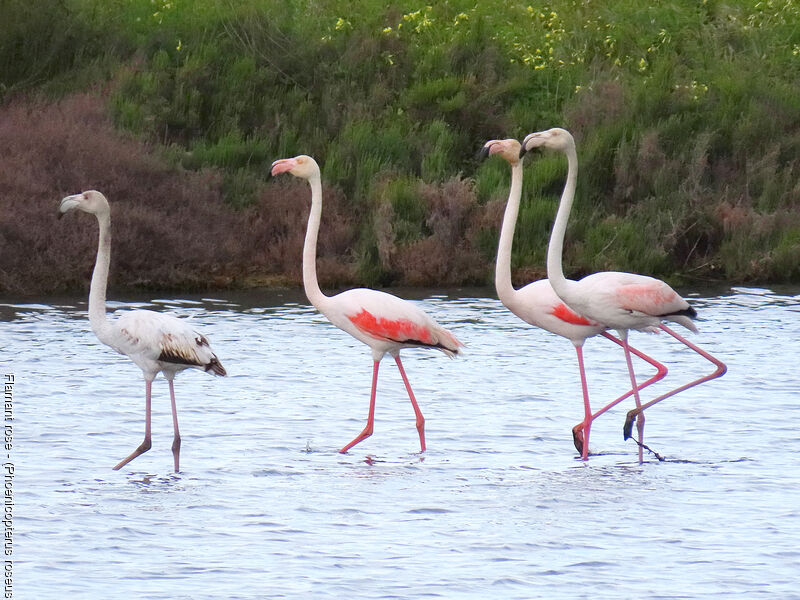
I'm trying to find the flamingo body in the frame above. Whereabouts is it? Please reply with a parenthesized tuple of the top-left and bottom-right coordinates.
(503, 279, 603, 343)
(106, 309, 226, 378)
(560, 271, 698, 334)
(322, 288, 461, 359)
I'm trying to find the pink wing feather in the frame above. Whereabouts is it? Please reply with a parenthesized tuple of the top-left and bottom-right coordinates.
(348, 309, 436, 345)
(615, 281, 688, 316)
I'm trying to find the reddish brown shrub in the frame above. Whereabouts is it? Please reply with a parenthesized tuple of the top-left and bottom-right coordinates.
(393, 177, 488, 286)
(247, 178, 357, 287)
(0, 92, 357, 296)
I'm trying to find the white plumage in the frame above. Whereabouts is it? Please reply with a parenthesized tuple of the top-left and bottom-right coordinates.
(108, 310, 226, 379)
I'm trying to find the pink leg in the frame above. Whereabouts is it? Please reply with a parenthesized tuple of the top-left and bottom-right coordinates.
(168, 379, 181, 473)
(393, 355, 426, 453)
(573, 344, 592, 460)
(113, 378, 153, 470)
(619, 330, 645, 463)
(340, 361, 380, 454)
(572, 333, 667, 451)
(623, 324, 727, 438)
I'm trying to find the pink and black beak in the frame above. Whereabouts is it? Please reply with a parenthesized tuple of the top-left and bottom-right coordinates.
(519, 131, 549, 158)
(477, 140, 502, 161)
(269, 158, 297, 178)
(58, 193, 81, 220)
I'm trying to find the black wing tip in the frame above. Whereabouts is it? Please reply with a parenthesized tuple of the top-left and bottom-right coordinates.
(388, 337, 462, 356)
(158, 350, 198, 367)
(158, 351, 227, 376)
(666, 306, 697, 320)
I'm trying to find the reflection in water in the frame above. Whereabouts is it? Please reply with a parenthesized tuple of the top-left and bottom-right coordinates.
(3, 286, 800, 599)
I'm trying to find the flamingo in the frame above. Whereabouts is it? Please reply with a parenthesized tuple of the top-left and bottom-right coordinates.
(519, 128, 727, 461)
(481, 138, 667, 459)
(59, 190, 226, 472)
(270, 155, 463, 454)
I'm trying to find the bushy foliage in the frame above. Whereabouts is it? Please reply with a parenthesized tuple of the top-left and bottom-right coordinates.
(3, 0, 800, 292)
(0, 94, 356, 294)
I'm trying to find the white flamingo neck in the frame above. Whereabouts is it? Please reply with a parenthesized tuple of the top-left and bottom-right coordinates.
(546, 142, 579, 300)
(302, 174, 329, 310)
(495, 161, 524, 305)
(89, 212, 114, 344)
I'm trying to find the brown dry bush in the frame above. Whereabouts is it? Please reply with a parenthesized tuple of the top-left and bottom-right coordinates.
(247, 178, 357, 288)
(0, 93, 357, 296)
(393, 178, 488, 286)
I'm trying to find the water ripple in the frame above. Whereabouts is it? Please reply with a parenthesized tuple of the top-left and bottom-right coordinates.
(4, 286, 800, 599)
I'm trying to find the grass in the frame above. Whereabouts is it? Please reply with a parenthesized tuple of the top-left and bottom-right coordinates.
(2, 0, 800, 293)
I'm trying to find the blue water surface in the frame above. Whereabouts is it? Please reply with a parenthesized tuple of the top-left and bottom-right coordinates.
(2, 286, 799, 599)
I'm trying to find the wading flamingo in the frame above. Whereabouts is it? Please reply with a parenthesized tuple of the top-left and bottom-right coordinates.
(59, 191, 226, 472)
(481, 138, 667, 459)
(270, 155, 463, 454)
(519, 128, 726, 461)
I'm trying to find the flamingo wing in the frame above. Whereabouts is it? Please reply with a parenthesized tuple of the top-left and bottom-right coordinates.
(337, 289, 462, 355)
(614, 279, 693, 319)
(348, 307, 438, 346)
(113, 310, 226, 375)
(550, 302, 594, 326)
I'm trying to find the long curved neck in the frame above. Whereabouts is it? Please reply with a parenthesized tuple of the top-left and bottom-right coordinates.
(89, 212, 114, 343)
(302, 174, 329, 309)
(495, 161, 523, 305)
(546, 142, 578, 299)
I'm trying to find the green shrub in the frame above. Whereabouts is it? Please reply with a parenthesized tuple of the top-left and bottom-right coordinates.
(7, 0, 800, 289)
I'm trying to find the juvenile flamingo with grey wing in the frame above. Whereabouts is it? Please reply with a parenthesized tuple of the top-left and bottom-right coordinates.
(270, 155, 463, 453)
(59, 191, 226, 472)
(481, 138, 667, 459)
(519, 128, 726, 461)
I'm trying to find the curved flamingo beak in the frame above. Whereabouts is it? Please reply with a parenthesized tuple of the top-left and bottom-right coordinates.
(58, 194, 81, 219)
(519, 133, 540, 157)
(519, 130, 553, 158)
(270, 158, 297, 177)
(477, 140, 503, 160)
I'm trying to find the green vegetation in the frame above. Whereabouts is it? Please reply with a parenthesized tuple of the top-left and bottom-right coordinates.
(3, 0, 800, 292)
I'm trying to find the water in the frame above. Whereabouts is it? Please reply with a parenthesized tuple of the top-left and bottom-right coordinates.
(2, 286, 799, 599)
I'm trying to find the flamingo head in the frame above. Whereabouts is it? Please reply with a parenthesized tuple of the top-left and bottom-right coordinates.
(58, 190, 110, 219)
(270, 155, 320, 180)
(479, 138, 522, 165)
(519, 127, 574, 158)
